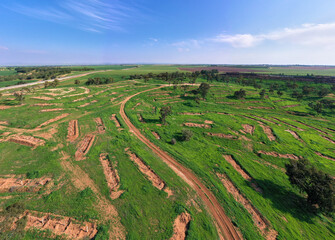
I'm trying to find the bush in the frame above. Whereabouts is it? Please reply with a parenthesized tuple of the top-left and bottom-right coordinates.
(26, 170, 41, 179)
(171, 138, 177, 145)
(181, 129, 193, 141)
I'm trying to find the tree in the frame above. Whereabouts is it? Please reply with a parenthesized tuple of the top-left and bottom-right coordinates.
(74, 79, 80, 85)
(308, 102, 323, 113)
(259, 89, 266, 99)
(197, 83, 211, 99)
(234, 89, 246, 99)
(318, 88, 331, 98)
(285, 158, 335, 212)
(14, 91, 25, 103)
(277, 90, 283, 97)
(159, 106, 172, 124)
(181, 129, 193, 141)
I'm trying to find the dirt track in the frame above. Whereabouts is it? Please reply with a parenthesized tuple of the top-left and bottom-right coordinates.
(119, 86, 242, 240)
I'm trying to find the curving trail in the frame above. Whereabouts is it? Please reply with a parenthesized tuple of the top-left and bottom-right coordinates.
(119, 86, 242, 240)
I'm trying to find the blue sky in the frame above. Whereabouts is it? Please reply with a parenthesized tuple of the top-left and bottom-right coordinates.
(1, 0, 335, 65)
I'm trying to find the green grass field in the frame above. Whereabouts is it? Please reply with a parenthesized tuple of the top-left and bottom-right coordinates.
(0, 65, 334, 239)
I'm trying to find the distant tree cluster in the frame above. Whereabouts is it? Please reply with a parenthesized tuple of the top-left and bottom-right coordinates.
(234, 89, 246, 99)
(85, 77, 113, 85)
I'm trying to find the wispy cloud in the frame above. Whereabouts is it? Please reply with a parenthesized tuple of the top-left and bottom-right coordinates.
(6, 0, 142, 33)
(171, 39, 201, 52)
(0, 46, 9, 51)
(212, 23, 335, 48)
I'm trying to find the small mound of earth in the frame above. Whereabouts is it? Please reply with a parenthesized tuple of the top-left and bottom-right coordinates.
(137, 114, 145, 123)
(285, 129, 303, 142)
(152, 131, 161, 139)
(94, 117, 106, 134)
(75, 135, 95, 160)
(322, 136, 335, 144)
(184, 123, 211, 129)
(33, 103, 59, 106)
(247, 106, 272, 109)
(110, 114, 121, 128)
(0, 176, 51, 192)
(8, 135, 45, 148)
(40, 108, 64, 112)
(242, 124, 255, 135)
(31, 96, 54, 101)
(315, 152, 335, 161)
(67, 120, 79, 142)
(0, 105, 12, 110)
(282, 104, 300, 108)
(206, 132, 236, 139)
(0, 121, 9, 125)
(179, 112, 204, 115)
(170, 212, 191, 240)
(38, 113, 69, 128)
(258, 151, 299, 160)
(259, 124, 276, 141)
(132, 103, 141, 110)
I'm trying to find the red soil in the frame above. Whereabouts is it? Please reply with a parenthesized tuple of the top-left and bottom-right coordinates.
(75, 135, 95, 160)
(184, 123, 211, 129)
(0, 176, 51, 192)
(179, 66, 266, 73)
(223, 155, 262, 193)
(242, 124, 255, 135)
(259, 124, 276, 141)
(152, 131, 161, 139)
(31, 96, 54, 100)
(285, 129, 303, 142)
(0, 105, 12, 110)
(67, 120, 79, 142)
(33, 103, 59, 106)
(206, 132, 237, 139)
(0, 121, 9, 125)
(99, 153, 124, 199)
(94, 117, 106, 134)
(38, 113, 69, 128)
(322, 136, 335, 144)
(315, 152, 335, 161)
(8, 134, 45, 148)
(258, 151, 299, 160)
(40, 108, 64, 112)
(126, 149, 172, 197)
(110, 114, 121, 128)
(170, 212, 191, 240)
(132, 103, 141, 110)
(216, 173, 277, 240)
(282, 104, 300, 108)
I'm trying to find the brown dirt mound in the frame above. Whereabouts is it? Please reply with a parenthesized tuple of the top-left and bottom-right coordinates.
(126, 149, 172, 196)
(0, 105, 12, 110)
(31, 96, 54, 100)
(259, 124, 276, 141)
(67, 120, 79, 142)
(322, 136, 335, 144)
(204, 120, 214, 124)
(99, 153, 124, 199)
(258, 151, 299, 160)
(247, 106, 272, 110)
(152, 131, 161, 139)
(206, 132, 236, 139)
(8, 135, 45, 148)
(216, 173, 277, 240)
(184, 123, 211, 129)
(179, 112, 204, 115)
(285, 129, 303, 142)
(242, 124, 255, 135)
(94, 117, 105, 134)
(282, 104, 300, 108)
(15, 211, 97, 239)
(315, 152, 335, 161)
(110, 114, 121, 128)
(75, 135, 95, 160)
(270, 117, 304, 131)
(0, 121, 9, 125)
(170, 212, 191, 240)
(132, 103, 141, 110)
(33, 103, 58, 106)
(78, 102, 90, 108)
(137, 114, 145, 123)
(38, 113, 69, 128)
(40, 108, 64, 112)
(179, 66, 267, 73)
(223, 155, 262, 193)
(0, 176, 51, 192)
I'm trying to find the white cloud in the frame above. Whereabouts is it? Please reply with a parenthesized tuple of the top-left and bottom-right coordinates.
(0, 46, 8, 51)
(213, 22, 335, 48)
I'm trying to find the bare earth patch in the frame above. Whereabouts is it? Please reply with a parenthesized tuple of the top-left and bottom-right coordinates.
(223, 155, 262, 193)
(247, 106, 272, 110)
(258, 151, 299, 160)
(132, 102, 141, 110)
(40, 108, 64, 112)
(0, 176, 51, 192)
(67, 120, 79, 142)
(179, 112, 204, 115)
(152, 131, 161, 139)
(33, 103, 59, 106)
(137, 113, 145, 123)
(38, 113, 70, 128)
(285, 129, 303, 142)
(282, 104, 300, 108)
(31, 96, 54, 101)
(0, 121, 9, 125)
(315, 152, 335, 161)
(110, 114, 121, 128)
(216, 173, 277, 240)
(8, 134, 45, 148)
(242, 124, 255, 135)
(126, 149, 172, 197)
(75, 135, 95, 160)
(206, 132, 236, 139)
(184, 123, 211, 129)
(99, 153, 124, 199)
(259, 124, 276, 141)
(322, 136, 335, 144)
(94, 117, 106, 134)
(170, 212, 191, 240)
(0, 105, 13, 110)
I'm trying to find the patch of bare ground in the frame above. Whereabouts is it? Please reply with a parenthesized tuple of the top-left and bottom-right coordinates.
(132, 102, 141, 110)
(137, 113, 145, 123)
(33, 103, 59, 106)
(242, 124, 255, 135)
(67, 120, 79, 142)
(13, 210, 98, 239)
(110, 114, 121, 128)
(322, 135, 335, 144)
(282, 104, 300, 108)
(270, 117, 304, 131)
(179, 112, 204, 115)
(247, 106, 273, 110)
(0, 121, 8, 125)
(315, 152, 335, 161)
(259, 124, 276, 141)
(38, 113, 70, 128)
(60, 152, 125, 239)
(0, 176, 51, 192)
(8, 134, 45, 148)
(75, 135, 95, 160)
(34, 127, 58, 140)
(216, 173, 278, 240)
(223, 155, 262, 193)
(170, 212, 191, 240)
(40, 108, 64, 112)
(184, 123, 211, 129)
(258, 151, 299, 160)
(204, 120, 214, 124)
(51, 143, 64, 152)
(99, 153, 124, 199)
(152, 131, 161, 140)
(94, 117, 105, 134)
(126, 149, 172, 197)
(31, 96, 54, 101)
(73, 97, 87, 102)
(206, 132, 237, 139)
(285, 129, 303, 142)
(294, 120, 331, 135)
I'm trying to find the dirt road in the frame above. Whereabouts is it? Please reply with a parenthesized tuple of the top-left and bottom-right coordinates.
(119, 86, 242, 240)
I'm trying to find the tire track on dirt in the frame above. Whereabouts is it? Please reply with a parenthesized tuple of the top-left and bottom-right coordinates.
(119, 86, 242, 240)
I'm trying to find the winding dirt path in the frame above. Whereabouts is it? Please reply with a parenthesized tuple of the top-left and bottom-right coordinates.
(119, 86, 242, 240)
